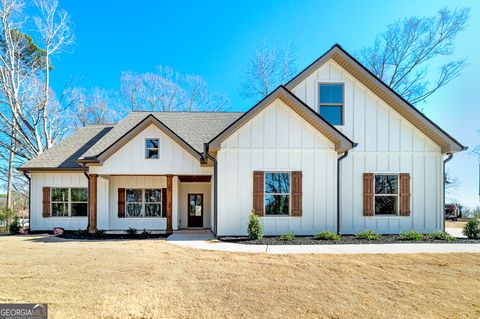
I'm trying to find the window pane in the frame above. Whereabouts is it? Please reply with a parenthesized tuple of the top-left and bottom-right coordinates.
(145, 204, 161, 217)
(265, 173, 290, 193)
(189, 195, 202, 216)
(375, 196, 397, 215)
(319, 84, 343, 104)
(51, 188, 68, 202)
(71, 188, 87, 202)
(375, 175, 398, 194)
(146, 139, 159, 148)
(52, 203, 68, 217)
(145, 149, 159, 159)
(126, 203, 142, 217)
(320, 105, 343, 125)
(71, 203, 87, 216)
(126, 189, 142, 202)
(265, 195, 289, 215)
(145, 189, 161, 203)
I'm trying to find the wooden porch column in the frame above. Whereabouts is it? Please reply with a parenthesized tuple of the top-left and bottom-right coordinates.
(166, 174, 173, 234)
(88, 174, 98, 234)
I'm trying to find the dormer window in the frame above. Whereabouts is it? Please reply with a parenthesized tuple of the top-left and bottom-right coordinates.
(319, 83, 344, 125)
(145, 138, 159, 159)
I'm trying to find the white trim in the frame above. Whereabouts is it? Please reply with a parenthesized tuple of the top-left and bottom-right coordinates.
(373, 173, 399, 216)
(145, 138, 160, 159)
(316, 81, 345, 127)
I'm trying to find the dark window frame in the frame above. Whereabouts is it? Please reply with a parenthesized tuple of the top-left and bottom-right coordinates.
(264, 172, 291, 216)
(145, 138, 160, 159)
(373, 174, 399, 216)
(50, 187, 87, 217)
(318, 82, 345, 126)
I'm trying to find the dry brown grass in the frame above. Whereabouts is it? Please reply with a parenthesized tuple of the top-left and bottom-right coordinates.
(446, 220, 467, 229)
(0, 235, 479, 319)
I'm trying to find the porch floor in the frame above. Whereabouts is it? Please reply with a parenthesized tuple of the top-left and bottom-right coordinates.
(167, 229, 214, 241)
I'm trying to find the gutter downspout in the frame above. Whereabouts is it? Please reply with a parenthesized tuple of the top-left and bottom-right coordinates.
(337, 151, 350, 235)
(82, 163, 90, 231)
(443, 153, 453, 231)
(203, 143, 218, 236)
(22, 171, 31, 231)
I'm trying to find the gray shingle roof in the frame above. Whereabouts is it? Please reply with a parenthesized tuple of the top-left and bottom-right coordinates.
(19, 125, 114, 170)
(20, 112, 243, 170)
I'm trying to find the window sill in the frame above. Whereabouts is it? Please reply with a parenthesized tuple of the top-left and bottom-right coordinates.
(48, 216, 87, 219)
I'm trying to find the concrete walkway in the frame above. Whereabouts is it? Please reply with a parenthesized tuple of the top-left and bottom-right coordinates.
(167, 229, 480, 254)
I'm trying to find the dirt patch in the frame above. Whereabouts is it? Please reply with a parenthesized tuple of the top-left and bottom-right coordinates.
(446, 220, 468, 229)
(0, 235, 479, 318)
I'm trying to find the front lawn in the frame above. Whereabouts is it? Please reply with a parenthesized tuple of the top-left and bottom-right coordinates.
(0, 235, 479, 318)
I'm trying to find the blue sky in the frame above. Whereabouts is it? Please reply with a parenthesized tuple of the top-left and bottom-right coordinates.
(28, 0, 480, 207)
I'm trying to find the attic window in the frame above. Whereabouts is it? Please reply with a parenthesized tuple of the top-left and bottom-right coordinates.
(319, 83, 344, 125)
(145, 138, 159, 159)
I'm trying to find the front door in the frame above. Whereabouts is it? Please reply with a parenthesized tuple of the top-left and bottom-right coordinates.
(188, 194, 203, 227)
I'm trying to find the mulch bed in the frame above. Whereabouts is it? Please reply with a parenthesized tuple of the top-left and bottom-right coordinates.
(58, 232, 168, 240)
(219, 235, 480, 245)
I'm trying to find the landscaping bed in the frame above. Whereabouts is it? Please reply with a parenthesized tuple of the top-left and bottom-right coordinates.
(57, 230, 168, 240)
(219, 235, 480, 245)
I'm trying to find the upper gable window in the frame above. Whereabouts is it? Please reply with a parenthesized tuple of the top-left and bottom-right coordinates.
(145, 138, 159, 159)
(319, 83, 344, 125)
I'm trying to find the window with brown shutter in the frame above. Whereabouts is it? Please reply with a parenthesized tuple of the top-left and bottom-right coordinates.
(399, 173, 411, 216)
(118, 188, 125, 218)
(291, 171, 303, 216)
(42, 187, 50, 218)
(252, 171, 264, 216)
(363, 173, 374, 216)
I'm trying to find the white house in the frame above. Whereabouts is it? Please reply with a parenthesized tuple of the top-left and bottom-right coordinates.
(19, 44, 466, 236)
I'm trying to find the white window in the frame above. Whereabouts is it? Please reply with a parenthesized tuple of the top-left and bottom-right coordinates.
(145, 138, 159, 159)
(318, 83, 344, 125)
(51, 188, 87, 217)
(126, 189, 163, 218)
(374, 174, 399, 215)
(264, 172, 290, 215)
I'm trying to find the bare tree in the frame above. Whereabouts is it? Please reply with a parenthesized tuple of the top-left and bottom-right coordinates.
(359, 7, 469, 105)
(240, 41, 296, 99)
(66, 87, 119, 128)
(120, 66, 229, 113)
(0, 0, 73, 209)
(445, 169, 460, 193)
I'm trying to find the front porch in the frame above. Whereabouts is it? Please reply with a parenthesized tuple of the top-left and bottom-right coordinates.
(87, 174, 214, 234)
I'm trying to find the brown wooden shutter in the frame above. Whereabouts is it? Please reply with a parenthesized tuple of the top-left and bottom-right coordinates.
(42, 187, 50, 218)
(118, 188, 126, 218)
(399, 173, 411, 216)
(253, 171, 264, 216)
(363, 173, 374, 216)
(291, 171, 303, 216)
(161, 188, 167, 218)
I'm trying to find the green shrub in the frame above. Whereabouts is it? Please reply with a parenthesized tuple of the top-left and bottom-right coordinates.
(8, 216, 20, 235)
(141, 229, 151, 237)
(75, 228, 89, 236)
(126, 227, 137, 236)
(247, 210, 263, 240)
(463, 218, 480, 239)
(314, 231, 341, 241)
(279, 232, 295, 241)
(399, 230, 423, 241)
(355, 230, 381, 240)
(95, 229, 106, 237)
(427, 231, 456, 242)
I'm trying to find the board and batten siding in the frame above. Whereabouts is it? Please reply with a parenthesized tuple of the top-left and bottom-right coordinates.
(216, 98, 338, 236)
(291, 59, 443, 234)
(30, 172, 88, 231)
(89, 123, 212, 176)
